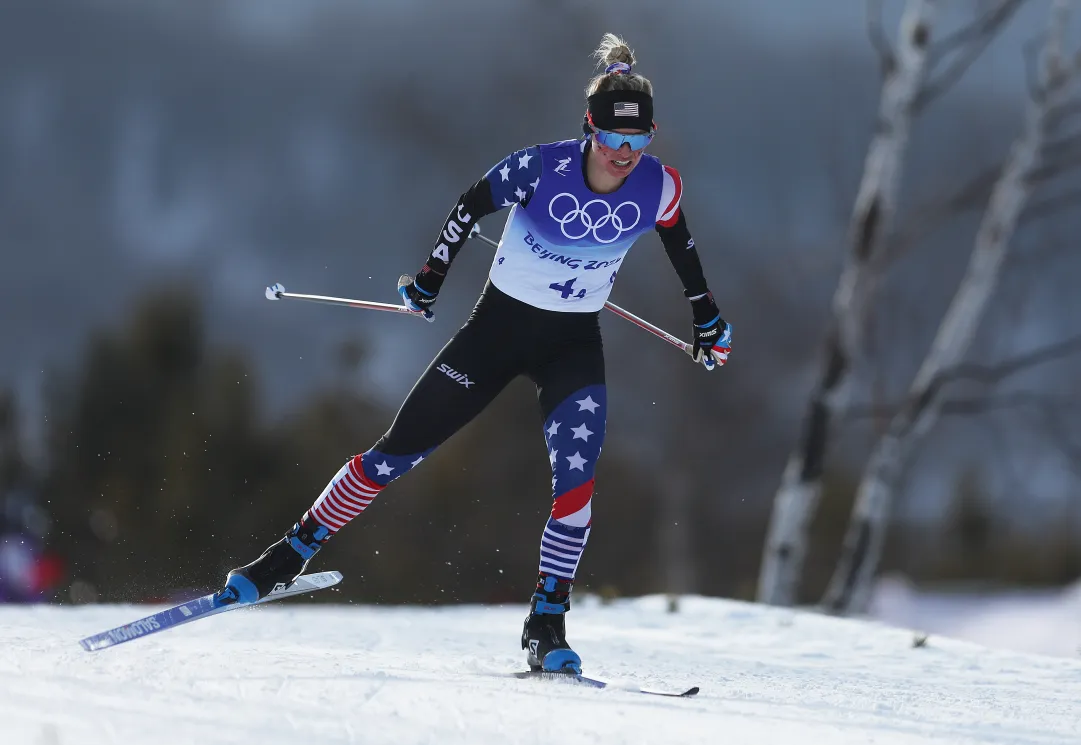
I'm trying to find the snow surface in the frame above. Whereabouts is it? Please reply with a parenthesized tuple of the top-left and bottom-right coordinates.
(2, 594, 1079, 745)
(871, 576, 1081, 659)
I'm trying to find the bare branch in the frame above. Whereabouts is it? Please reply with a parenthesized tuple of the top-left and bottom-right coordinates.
(845, 391, 1079, 422)
(1029, 146, 1081, 182)
(1023, 185, 1081, 222)
(843, 334, 1081, 422)
(847, 389, 1076, 419)
(928, 0, 1027, 63)
(986, 398, 1081, 483)
(1023, 34, 1047, 100)
(916, 0, 1027, 110)
(1043, 0, 1074, 82)
(885, 2, 1081, 296)
(891, 171, 1081, 264)
(867, 0, 895, 74)
(846, 392, 999, 421)
(887, 163, 1000, 261)
(1036, 405, 1081, 478)
(980, 407, 1036, 499)
(838, 402, 892, 424)
(892, 126, 1081, 259)
(993, 386, 1081, 483)
(1036, 1, 1081, 97)
(940, 391, 1080, 416)
(1047, 97, 1081, 130)
(916, 45, 990, 111)
(929, 163, 1002, 212)
(1040, 132, 1081, 160)
(946, 333, 1081, 387)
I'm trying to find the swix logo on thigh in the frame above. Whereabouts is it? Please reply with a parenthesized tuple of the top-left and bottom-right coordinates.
(438, 363, 474, 388)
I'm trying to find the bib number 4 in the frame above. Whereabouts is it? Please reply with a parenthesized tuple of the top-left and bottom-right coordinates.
(549, 277, 587, 300)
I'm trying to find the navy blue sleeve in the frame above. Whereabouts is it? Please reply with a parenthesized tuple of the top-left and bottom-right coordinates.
(656, 209, 709, 299)
(413, 146, 543, 295)
(483, 146, 542, 208)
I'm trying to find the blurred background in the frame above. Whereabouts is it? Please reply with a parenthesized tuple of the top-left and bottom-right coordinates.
(1, 0, 1079, 653)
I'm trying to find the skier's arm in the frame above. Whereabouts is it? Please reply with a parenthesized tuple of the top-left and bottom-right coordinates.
(655, 166, 708, 299)
(656, 209, 708, 299)
(401, 147, 541, 310)
(655, 166, 732, 370)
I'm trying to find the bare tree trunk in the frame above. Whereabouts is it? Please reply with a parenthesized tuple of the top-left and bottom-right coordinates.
(821, 0, 1079, 615)
(757, 0, 937, 606)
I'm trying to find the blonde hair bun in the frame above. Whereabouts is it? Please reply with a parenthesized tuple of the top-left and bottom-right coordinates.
(592, 33, 636, 69)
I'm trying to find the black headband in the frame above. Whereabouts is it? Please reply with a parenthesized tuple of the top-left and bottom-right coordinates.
(584, 89, 654, 133)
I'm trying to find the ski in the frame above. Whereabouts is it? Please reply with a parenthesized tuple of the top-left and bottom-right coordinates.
(511, 670, 699, 698)
(78, 571, 343, 652)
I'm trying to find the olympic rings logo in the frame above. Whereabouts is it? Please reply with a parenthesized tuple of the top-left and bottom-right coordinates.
(548, 193, 641, 244)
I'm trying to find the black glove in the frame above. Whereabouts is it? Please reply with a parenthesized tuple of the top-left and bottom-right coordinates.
(689, 292, 732, 371)
(398, 265, 443, 316)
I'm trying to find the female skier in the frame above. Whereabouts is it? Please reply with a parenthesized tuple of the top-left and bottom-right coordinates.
(218, 33, 732, 675)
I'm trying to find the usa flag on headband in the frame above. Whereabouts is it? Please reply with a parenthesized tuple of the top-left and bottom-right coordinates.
(614, 102, 639, 117)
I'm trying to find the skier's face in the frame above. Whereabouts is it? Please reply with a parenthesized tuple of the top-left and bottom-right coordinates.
(590, 128, 649, 181)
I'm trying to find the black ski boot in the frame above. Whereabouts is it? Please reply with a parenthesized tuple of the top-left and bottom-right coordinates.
(216, 516, 331, 605)
(521, 573, 581, 674)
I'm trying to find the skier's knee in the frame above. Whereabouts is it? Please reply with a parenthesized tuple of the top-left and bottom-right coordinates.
(551, 479, 593, 528)
(352, 448, 430, 487)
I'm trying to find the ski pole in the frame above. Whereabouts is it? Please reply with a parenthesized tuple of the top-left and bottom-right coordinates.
(264, 282, 435, 322)
(467, 225, 693, 357)
(597, 300, 693, 356)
